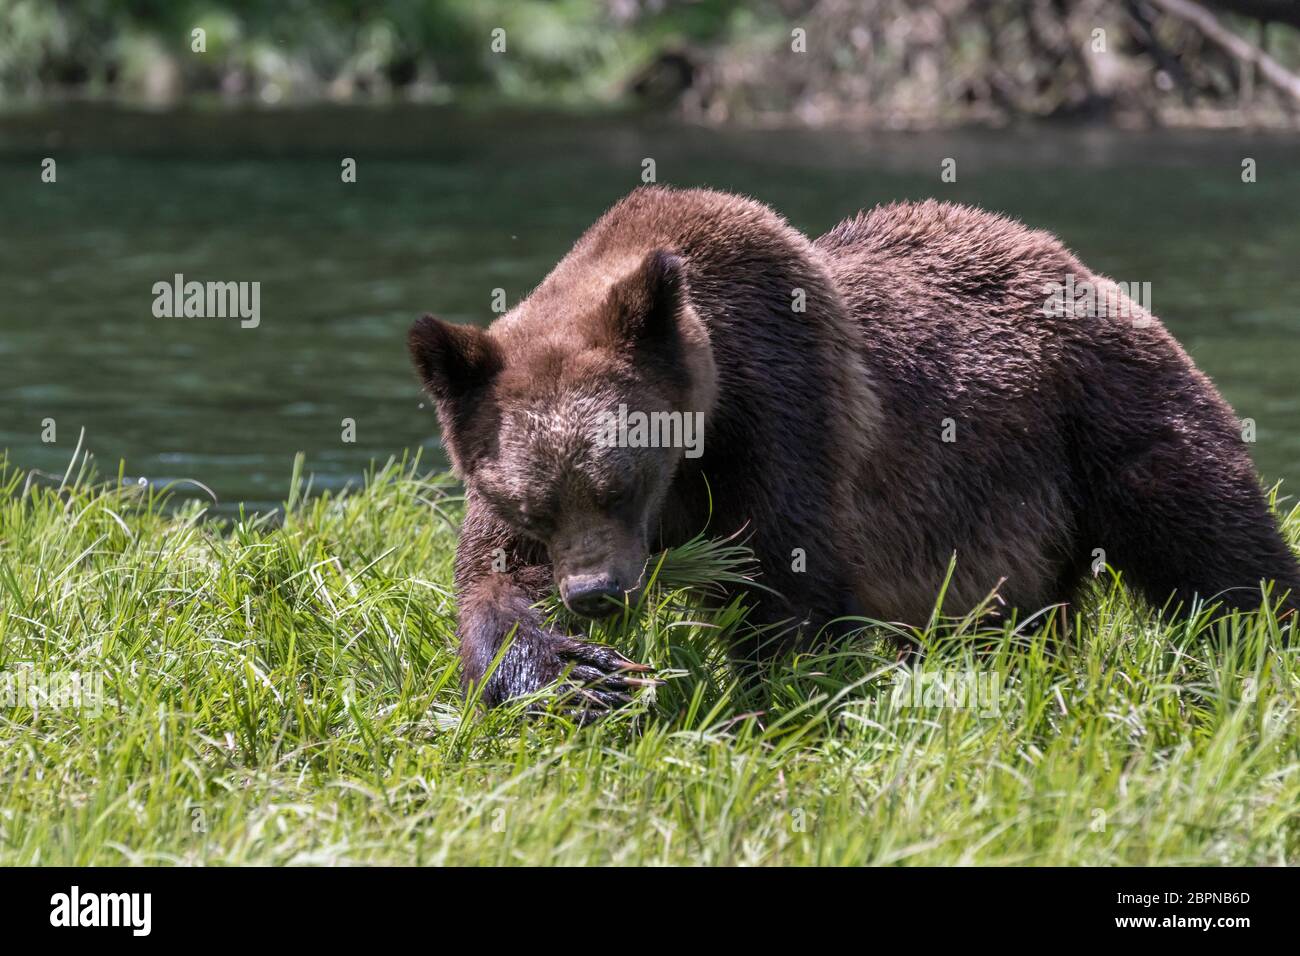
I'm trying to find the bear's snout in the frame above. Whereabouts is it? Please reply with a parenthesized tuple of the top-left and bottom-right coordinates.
(550, 518, 648, 618)
(560, 573, 625, 618)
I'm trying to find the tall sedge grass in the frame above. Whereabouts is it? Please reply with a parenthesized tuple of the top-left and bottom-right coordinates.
(0, 445, 1296, 865)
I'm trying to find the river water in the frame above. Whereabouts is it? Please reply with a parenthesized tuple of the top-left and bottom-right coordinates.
(1, 106, 1296, 510)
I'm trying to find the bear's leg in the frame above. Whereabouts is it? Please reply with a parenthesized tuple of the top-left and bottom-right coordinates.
(1085, 434, 1300, 622)
(453, 495, 652, 716)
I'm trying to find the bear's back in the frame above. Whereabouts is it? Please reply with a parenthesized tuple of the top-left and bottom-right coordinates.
(816, 199, 1081, 307)
(813, 199, 1123, 411)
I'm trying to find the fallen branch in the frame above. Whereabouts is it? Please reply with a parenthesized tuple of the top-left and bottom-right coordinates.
(1205, 0, 1300, 31)
(1150, 0, 1300, 103)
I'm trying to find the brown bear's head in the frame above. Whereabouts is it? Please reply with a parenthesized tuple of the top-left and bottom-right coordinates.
(409, 249, 717, 617)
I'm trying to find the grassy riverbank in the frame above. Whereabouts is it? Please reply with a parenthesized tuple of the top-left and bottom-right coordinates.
(1, 450, 1297, 865)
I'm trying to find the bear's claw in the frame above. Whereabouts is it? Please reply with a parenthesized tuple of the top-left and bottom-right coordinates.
(547, 638, 659, 720)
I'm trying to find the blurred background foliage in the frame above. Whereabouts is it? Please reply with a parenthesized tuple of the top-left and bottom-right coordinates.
(2, 0, 1299, 126)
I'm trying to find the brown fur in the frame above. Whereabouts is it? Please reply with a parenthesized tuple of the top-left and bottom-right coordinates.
(409, 186, 1300, 708)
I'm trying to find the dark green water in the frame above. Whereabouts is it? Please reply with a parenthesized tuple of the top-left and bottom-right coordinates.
(2, 106, 1297, 510)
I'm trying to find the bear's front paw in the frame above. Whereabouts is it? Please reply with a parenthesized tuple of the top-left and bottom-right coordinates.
(546, 635, 657, 721)
(482, 625, 655, 720)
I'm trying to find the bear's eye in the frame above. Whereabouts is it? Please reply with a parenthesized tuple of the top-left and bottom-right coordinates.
(512, 504, 549, 536)
(598, 486, 635, 512)
(482, 491, 543, 537)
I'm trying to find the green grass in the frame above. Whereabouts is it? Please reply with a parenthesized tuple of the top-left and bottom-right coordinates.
(1, 446, 1298, 866)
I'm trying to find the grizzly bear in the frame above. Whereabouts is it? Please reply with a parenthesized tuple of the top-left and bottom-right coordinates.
(409, 186, 1300, 711)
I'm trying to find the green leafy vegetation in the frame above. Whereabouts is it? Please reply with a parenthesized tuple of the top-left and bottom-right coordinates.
(0, 0, 707, 107)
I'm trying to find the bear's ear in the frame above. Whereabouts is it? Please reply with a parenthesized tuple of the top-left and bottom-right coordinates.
(407, 314, 503, 401)
(603, 248, 687, 347)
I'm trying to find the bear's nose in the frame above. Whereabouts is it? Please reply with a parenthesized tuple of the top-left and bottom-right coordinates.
(562, 574, 622, 618)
